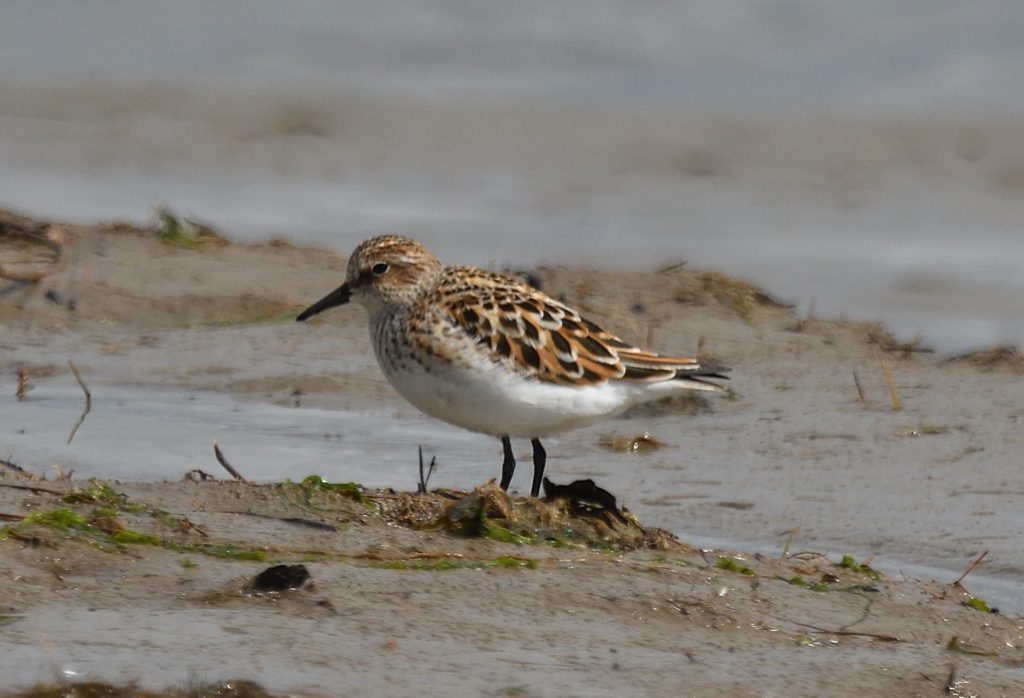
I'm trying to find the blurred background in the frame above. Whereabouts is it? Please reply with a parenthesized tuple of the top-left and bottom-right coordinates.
(2, 0, 1022, 353)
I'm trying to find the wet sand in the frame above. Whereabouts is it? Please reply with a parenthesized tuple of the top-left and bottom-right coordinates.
(2, 210, 1024, 696)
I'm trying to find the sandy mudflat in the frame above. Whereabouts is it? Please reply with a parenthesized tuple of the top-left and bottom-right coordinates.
(2, 209, 1023, 697)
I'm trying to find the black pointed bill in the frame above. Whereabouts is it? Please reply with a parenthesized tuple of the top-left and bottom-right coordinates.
(296, 283, 352, 321)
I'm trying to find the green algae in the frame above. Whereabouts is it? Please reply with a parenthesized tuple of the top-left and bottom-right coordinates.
(946, 635, 999, 656)
(300, 475, 374, 508)
(794, 633, 817, 647)
(781, 572, 855, 593)
(479, 517, 535, 545)
(965, 596, 994, 613)
(837, 554, 880, 579)
(21, 508, 91, 532)
(199, 546, 268, 562)
(110, 529, 163, 546)
(716, 556, 756, 576)
(494, 555, 538, 569)
(2, 506, 268, 563)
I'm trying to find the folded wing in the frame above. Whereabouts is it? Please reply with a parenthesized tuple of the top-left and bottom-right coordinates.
(434, 268, 729, 389)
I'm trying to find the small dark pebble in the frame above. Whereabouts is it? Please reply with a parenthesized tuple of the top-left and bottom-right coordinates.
(44, 289, 76, 310)
(251, 564, 310, 592)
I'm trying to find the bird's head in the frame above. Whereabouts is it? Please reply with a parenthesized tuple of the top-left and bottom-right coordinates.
(296, 235, 443, 321)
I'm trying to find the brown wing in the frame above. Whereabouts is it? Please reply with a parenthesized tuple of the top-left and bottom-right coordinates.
(435, 267, 728, 388)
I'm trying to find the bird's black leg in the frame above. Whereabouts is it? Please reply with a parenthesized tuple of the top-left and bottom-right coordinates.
(530, 438, 546, 497)
(499, 436, 515, 491)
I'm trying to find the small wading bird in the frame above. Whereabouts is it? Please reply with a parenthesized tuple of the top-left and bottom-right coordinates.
(297, 235, 728, 496)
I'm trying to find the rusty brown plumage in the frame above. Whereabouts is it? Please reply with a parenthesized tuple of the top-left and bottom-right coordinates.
(423, 266, 726, 388)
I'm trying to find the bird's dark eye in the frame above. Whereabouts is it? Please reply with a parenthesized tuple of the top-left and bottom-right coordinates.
(371, 262, 390, 276)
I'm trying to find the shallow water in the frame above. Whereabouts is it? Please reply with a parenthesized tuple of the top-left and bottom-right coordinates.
(6, 383, 1023, 616)
(5, 100, 1023, 356)
(5, 384, 482, 488)
(2, 2, 1024, 354)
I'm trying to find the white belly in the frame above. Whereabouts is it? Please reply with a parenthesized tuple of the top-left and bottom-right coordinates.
(368, 311, 695, 438)
(379, 356, 681, 438)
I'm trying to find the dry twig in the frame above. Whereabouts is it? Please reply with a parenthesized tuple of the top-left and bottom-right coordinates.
(952, 550, 988, 587)
(213, 442, 247, 481)
(417, 445, 437, 494)
(0, 482, 65, 496)
(224, 510, 336, 531)
(852, 370, 865, 402)
(879, 354, 902, 412)
(66, 360, 92, 444)
(792, 622, 901, 643)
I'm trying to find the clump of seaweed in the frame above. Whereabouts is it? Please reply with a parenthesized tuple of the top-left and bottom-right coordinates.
(300, 475, 373, 507)
(429, 480, 676, 552)
(837, 554, 880, 580)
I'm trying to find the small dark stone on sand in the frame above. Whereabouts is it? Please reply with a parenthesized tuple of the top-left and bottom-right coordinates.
(542, 478, 628, 524)
(44, 289, 76, 310)
(251, 564, 311, 591)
